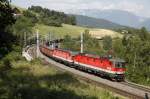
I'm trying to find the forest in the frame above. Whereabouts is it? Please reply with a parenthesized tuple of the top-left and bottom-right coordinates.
(28, 6, 76, 26)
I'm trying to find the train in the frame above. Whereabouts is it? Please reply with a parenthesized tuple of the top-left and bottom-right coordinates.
(39, 45, 126, 81)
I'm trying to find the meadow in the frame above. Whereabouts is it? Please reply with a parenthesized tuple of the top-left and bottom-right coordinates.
(33, 24, 122, 39)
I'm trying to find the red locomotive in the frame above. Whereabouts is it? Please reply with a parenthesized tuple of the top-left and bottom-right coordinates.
(40, 45, 126, 81)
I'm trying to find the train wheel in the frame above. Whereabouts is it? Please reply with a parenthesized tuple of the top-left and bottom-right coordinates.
(111, 78, 116, 81)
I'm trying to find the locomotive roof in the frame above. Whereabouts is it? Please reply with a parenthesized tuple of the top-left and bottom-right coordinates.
(110, 58, 125, 62)
(70, 51, 79, 55)
(79, 53, 110, 59)
(57, 48, 79, 55)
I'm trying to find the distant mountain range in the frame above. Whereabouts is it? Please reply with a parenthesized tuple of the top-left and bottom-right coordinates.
(75, 15, 125, 29)
(67, 9, 150, 30)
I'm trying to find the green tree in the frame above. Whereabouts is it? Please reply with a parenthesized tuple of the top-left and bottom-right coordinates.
(65, 15, 76, 25)
(43, 18, 62, 27)
(12, 16, 34, 47)
(28, 6, 76, 26)
(62, 35, 76, 50)
(13, 16, 34, 36)
(138, 27, 149, 40)
(23, 10, 38, 24)
(0, 0, 15, 32)
(113, 39, 125, 58)
(122, 35, 150, 85)
(102, 36, 112, 50)
(0, 0, 16, 57)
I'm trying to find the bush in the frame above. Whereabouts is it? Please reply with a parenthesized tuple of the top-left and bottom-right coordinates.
(2, 45, 23, 62)
(3, 58, 12, 70)
(102, 36, 112, 50)
(42, 18, 62, 27)
(23, 10, 38, 24)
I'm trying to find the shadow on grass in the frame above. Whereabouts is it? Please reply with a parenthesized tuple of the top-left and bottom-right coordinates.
(40, 73, 88, 88)
(15, 87, 97, 99)
(0, 67, 98, 99)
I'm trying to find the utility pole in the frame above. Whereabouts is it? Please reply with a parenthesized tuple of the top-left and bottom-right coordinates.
(45, 35, 47, 44)
(24, 32, 27, 47)
(133, 51, 136, 72)
(52, 33, 55, 49)
(36, 30, 39, 58)
(48, 32, 51, 46)
(80, 32, 83, 53)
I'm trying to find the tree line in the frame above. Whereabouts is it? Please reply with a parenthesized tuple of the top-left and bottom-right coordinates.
(28, 6, 76, 27)
(115, 27, 150, 85)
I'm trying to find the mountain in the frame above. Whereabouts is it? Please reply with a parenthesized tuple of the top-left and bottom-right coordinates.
(66, 9, 150, 30)
(75, 15, 125, 29)
(139, 19, 150, 30)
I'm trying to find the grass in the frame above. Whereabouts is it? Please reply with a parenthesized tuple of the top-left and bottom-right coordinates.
(33, 24, 87, 38)
(33, 24, 123, 39)
(89, 29, 123, 39)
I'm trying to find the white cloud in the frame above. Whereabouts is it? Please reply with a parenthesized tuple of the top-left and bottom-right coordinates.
(12, 0, 150, 17)
(116, 1, 144, 14)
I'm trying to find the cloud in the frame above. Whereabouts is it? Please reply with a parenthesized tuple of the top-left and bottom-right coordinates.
(115, 1, 144, 14)
(12, 0, 150, 17)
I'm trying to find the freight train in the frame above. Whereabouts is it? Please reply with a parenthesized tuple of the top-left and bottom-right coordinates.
(40, 45, 126, 81)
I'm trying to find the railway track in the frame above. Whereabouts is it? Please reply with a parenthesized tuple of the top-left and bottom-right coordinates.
(121, 81, 150, 95)
(27, 46, 150, 99)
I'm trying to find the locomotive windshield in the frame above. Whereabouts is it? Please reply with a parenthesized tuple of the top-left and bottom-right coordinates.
(115, 62, 125, 68)
(110, 59, 126, 68)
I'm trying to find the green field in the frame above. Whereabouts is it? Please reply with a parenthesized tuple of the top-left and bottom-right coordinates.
(33, 24, 122, 39)
(33, 24, 87, 38)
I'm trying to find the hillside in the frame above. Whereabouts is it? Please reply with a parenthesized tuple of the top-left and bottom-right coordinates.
(89, 29, 123, 39)
(67, 9, 150, 30)
(33, 24, 86, 38)
(75, 15, 125, 29)
(139, 19, 150, 30)
(33, 24, 123, 39)
(12, 5, 124, 38)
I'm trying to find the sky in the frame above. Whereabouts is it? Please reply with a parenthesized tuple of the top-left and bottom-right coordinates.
(12, 0, 150, 18)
